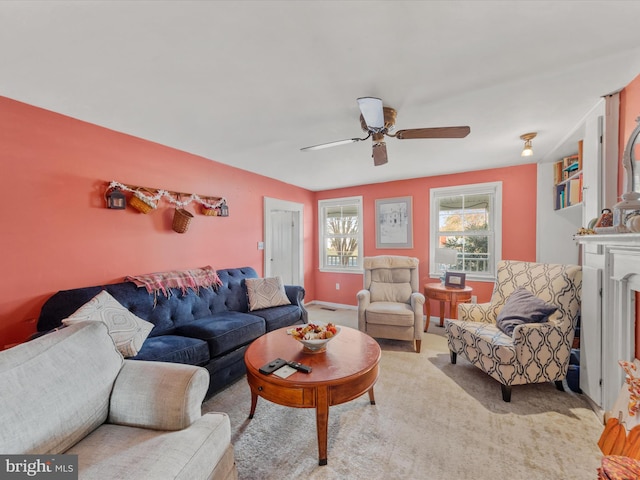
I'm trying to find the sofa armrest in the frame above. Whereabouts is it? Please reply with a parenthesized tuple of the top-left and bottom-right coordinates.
(285, 285, 308, 323)
(512, 321, 571, 379)
(108, 360, 209, 431)
(513, 311, 573, 366)
(458, 302, 493, 323)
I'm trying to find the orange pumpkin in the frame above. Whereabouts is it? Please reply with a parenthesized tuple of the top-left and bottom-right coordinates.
(599, 416, 627, 456)
(622, 424, 640, 459)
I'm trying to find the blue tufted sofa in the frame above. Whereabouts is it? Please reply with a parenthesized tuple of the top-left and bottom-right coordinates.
(36, 267, 307, 398)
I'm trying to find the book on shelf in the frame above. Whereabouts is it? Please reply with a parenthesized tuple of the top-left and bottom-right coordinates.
(554, 162, 564, 185)
(568, 176, 582, 205)
(577, 140, 583, 171)
(555, 184, 566, 210)
(562, 155, 579, 180)
(553, 153, 581, 184)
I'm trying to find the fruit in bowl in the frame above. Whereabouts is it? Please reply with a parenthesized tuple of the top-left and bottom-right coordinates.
(287, 322, 340, 353)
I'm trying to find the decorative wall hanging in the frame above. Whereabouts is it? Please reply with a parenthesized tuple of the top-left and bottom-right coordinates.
(172, 208, 194, 233)
(105, 186, 126, 209)
(104, 181, 228, 216)
(375, 196, 413, 248)
(129, 189, 158, 214)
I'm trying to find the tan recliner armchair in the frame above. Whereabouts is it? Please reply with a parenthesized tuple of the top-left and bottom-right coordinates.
(357, 256, 425, 353)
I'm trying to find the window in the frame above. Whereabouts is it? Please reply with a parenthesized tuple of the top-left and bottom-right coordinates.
(429, 182, 502, 281)
(318, 196, 363, 272)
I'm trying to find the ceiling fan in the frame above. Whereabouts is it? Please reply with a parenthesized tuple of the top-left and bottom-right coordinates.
(300, 97, 470, 166)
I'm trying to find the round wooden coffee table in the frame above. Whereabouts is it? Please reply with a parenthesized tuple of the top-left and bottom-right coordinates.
(244, 325, 381, 466)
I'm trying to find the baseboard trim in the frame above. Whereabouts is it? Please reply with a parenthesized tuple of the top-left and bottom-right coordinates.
(305, 300, 357, 311)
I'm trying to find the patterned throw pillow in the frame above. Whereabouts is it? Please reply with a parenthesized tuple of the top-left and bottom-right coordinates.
(62, 290, 153, 357)
(495, 287, 558, 336)
(246, 277, 291, 311)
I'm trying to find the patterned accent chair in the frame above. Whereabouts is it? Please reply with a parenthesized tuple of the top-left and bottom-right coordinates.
(357, 256, 425, 353)
(445, 260, 582, 402)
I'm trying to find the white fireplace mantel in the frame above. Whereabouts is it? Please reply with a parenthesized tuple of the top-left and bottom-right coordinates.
(576, 233, 640, 411)
(576, 232, 640, 246)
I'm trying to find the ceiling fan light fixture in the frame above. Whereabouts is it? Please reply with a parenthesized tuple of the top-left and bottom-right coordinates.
(357, 97, 385, 131)
(300, 97, 471, 166)
(520, 132, 537, 157)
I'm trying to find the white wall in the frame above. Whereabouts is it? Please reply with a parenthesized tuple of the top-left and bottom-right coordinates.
(537, 100, 607, 265)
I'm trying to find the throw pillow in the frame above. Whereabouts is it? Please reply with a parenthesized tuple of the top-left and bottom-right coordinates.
(495, 287, 558, 336)
(246, 277, 291, 311)
(62, 290, 153, 357)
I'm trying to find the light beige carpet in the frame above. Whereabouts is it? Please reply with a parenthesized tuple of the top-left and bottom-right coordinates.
(202, 305, 604, 479)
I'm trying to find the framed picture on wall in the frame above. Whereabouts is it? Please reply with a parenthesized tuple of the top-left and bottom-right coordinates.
(375, 196, 413, 249)
(445, 271, 466, 289)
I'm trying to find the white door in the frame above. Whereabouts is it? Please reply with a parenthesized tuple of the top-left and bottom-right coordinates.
(270, 209, 296, 284)
(580, 265, 602, 408)
(264, 198, 304, 286)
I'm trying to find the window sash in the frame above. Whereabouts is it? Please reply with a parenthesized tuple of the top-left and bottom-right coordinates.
(318, 196, 363, 272)
(430, 183, 501, 281)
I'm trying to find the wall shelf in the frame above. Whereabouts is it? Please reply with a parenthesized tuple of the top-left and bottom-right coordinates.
(553, 144, 583, 211)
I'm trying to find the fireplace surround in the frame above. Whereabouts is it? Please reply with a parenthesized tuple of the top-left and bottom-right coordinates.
(577, 233, 640, 412)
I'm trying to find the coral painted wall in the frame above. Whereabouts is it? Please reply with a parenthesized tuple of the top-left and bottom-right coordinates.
(619, 72, 640, 195)
(0, 95, 540, 348)
(314, 164, 538, 317)
(0, 96, 315, 347)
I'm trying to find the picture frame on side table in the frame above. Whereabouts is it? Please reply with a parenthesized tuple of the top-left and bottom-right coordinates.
(445, 271, 466, 288)
(375, 196, 413, 249)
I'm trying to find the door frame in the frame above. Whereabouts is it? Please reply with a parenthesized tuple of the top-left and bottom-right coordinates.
(264, 197, 304, 286)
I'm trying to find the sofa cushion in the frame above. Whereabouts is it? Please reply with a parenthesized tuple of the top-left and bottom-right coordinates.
(132, 335, 210, 365)
(249, 304, 305, 332)
(66, 413, 232, 480)
(246, 276, 291, 311)
(496, 287, 558, 336)
(62, 290, 154, 357)
(176, 311, 265, 357)
(0, 322, 123, 454)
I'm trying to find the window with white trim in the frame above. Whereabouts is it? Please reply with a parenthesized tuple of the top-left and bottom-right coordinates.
(430, 182, 502, 281)
(318, 196, 363, 272)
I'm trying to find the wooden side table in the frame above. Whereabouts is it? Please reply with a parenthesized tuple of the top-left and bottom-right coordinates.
(423, 282, 473, 330)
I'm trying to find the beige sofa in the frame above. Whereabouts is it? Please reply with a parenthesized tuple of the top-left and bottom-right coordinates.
(0, 321, 237, 480)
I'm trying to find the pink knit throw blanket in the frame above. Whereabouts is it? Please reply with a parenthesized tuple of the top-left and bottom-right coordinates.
(126, 266, 223, 297)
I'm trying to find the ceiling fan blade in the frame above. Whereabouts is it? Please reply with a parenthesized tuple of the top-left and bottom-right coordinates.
(300, 137, 364, 152)
(372, 142, 388, 166)
(357, 97, 384, 132)
(395, 126, 471, 140)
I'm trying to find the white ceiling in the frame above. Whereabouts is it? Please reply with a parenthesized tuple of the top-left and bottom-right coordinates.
(2, 1, 640, 191)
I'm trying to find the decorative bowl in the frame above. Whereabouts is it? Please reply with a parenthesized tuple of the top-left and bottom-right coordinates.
(287, 323, 340, 354)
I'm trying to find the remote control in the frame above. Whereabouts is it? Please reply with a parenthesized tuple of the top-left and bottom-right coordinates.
(259, 358, 288, 375)
(287, 360, 312, 374)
